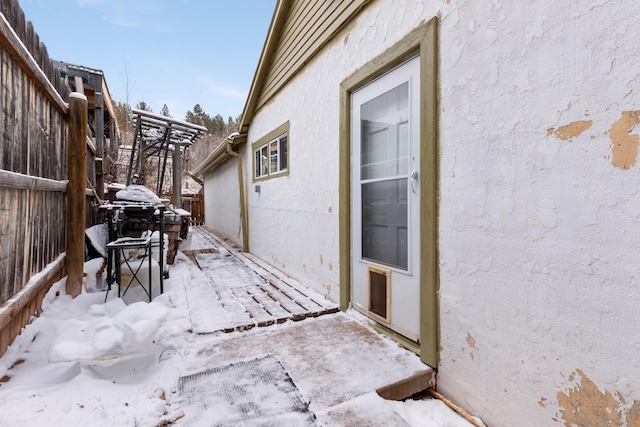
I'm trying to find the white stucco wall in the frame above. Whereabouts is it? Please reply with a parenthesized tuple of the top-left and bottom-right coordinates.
(243, 111, 341, 301)
(436, 2, 640, 426)
(202, 158, 242, 246)
(205, 0, 640, 425)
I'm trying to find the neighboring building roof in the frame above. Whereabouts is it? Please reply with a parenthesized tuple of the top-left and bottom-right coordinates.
(55, 61, 119, 134)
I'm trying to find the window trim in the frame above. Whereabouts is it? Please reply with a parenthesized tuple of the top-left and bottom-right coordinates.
(252, 121, 290, 182)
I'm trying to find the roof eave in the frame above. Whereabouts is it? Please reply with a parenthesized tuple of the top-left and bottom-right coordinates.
(238, 0, 291, 135)
(193, 134, 247, 177)
(193, 142, 230, 177)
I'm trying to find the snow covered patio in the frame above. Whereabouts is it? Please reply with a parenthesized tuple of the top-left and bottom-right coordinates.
(0, 227, 477, 426)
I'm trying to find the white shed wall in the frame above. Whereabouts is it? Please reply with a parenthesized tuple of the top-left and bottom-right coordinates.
(229, 0, 640, 425)
(203, 158, 242, 247)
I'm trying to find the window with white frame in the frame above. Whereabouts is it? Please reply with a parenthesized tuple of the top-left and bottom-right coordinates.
(253, 122, 289, 180)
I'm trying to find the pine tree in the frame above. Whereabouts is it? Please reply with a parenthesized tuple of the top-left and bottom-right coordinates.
(136, 101, 152, 112)
(185, 104, 208, 127)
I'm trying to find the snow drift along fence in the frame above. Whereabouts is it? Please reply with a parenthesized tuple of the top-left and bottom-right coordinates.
(0, 0, 72, 357)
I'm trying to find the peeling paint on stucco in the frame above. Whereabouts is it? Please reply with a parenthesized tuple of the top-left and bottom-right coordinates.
(609, 110, 640, 170)
(547, 120, 593, 141)
(557, 369, 640, 427)
(323, 283, 332, 296)
(465, 333, 477, 360)
(627, 401, 640, 427)
(465, 332, 477, 350)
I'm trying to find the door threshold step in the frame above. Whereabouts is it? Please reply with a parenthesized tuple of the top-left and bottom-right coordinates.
(376, 369, 436, 401)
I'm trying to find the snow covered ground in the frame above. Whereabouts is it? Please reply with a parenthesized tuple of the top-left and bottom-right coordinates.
(0, 249, 478, 426)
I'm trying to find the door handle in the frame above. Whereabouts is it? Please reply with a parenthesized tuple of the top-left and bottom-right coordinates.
(410, 170, 419, 193)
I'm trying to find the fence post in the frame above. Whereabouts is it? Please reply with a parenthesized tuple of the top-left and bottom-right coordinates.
(66, 92, 87, 296)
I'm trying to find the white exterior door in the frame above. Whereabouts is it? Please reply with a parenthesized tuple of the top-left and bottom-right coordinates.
(351, 56, 421, 341)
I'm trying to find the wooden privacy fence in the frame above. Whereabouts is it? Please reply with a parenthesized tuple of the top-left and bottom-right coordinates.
(183, 193, 204, 226)
(0, 0, 80, 357)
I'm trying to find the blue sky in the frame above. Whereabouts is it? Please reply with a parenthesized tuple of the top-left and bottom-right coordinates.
(19, 0, 277, 121)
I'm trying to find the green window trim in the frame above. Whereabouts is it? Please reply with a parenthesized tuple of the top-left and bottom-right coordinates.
(252, 121, 291, 182)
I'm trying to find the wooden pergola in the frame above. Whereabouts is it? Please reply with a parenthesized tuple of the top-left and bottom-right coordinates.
(126, 109, 207, 206)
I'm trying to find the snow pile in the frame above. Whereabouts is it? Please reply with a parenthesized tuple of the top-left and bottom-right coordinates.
(48, 299, 168, 363)
(107, 183, 127, 191)
(0, 261, 189, 427)
(83, 257, 106, 292)
(171, 208, 191, 216)
(85, 223, 109, 258)
(389, 397, 477, 427)
(115, 184, 162, 204)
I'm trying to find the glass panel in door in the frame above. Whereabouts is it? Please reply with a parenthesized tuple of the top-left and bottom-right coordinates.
(359, 82, 410, 270)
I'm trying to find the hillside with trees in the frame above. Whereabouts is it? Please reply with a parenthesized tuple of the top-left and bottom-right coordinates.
(112, 101, 240, 177)
(183, 104, 240, 168)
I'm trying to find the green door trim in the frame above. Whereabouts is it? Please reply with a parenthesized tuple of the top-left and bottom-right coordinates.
(338, 18, 439, 367)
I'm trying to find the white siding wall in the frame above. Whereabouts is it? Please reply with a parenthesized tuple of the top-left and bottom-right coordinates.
(212, 0, 640, 425)
(203, 158, 242, 246)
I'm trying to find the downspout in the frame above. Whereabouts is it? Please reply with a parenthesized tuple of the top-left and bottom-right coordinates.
(225, 133, 249, 252)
